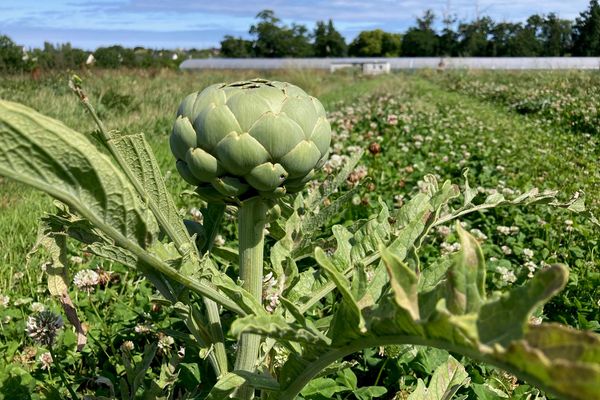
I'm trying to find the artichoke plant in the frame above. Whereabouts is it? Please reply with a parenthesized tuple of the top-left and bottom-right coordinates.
(170, 79, 331, 200)
(170, 79, 332, 398)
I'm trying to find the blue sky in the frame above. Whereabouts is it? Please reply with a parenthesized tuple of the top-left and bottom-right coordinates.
(0, 0, 591, 50)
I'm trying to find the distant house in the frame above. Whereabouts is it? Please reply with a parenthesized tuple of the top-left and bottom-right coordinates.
(362, 61, 390, 75)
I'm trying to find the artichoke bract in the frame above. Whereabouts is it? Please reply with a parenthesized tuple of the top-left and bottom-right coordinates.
(170, 79, 331, 200)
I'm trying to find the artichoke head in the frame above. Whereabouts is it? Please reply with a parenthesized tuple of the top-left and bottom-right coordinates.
(170, 79, 331, 201)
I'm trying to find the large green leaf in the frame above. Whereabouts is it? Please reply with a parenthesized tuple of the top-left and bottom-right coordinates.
(0, 99, 158, 247)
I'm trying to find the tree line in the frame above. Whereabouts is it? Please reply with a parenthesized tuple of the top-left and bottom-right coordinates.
(222, 1, 600, 57)
(0, 38, 214, 73)
(2, 0, 600, 73)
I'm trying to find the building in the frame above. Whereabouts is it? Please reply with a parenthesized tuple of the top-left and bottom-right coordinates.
(362, 61, 390, 75)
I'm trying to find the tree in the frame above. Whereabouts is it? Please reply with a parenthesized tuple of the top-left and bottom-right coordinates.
(0, 35, 25, 72)
(348, 29, 401, 56)
(220, 36, 254, 57)
(381, 31, 402, 56)
(572, 0, 600, 55)
(439, 14, 459, 56)
(515, 15, 544, 56)
(457, 16, 494, 56)
(349, 30, 384, 56)
(489, 22, 521, 56)
(541, 13, 572, 56)
(94, 46, 135, 68)
(313, 20, 347, 57)
(249, 10, 312, 57)
(401, 10, 439, 56)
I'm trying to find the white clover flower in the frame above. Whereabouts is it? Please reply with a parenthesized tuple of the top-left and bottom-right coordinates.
(121, 340, 135, 351)
(73, 269, 99, 292)
(134, 324, 151, 334)
(524, 261, 537, 278)
(440, 242, 461, 255)
(436, 225, 451, 237)
(158, 335, 175, 351)
(263, 272, 284, 313)
(346, 145, 362, 154)
(39, 352, 53, 370)
(0, 294, 9, 307)
(30, 302, 46, 313)
(470, 228, 488, 241)
(497, 226, 511, 235)
(189, 207, 203, 223)
(510, 226, 520, 235)
(523, 248, 534, 259)
(323, 154, 345, 174)
(565, 219, 574, 232)
(213, 234, 225, 247)
(501, 245, 512, 255)
(70, 255, 84, 265)
(497, 266, 517, 283)
(14, 272, 24, 281)
(393, 194, 404, 208)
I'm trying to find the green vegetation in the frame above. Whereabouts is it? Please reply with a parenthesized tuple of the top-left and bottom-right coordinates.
(0, 69, 598, 399)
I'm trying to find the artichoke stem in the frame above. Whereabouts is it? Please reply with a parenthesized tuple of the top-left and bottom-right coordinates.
(234, 197, 269, 399)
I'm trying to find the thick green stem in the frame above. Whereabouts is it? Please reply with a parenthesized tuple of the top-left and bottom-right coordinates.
(234, 197, 269, 399)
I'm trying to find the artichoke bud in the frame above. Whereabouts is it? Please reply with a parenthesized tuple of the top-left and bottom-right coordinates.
(170, 79, 332, 200)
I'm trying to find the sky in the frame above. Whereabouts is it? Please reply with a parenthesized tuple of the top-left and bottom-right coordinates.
(0, 0, 592, 50)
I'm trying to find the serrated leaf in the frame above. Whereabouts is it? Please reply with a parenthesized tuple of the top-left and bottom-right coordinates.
(462, 169, 478, 206)
(0, 100, 158, 248)
(315, 247, 366, 343)
(407, 356, 469, 400)
(445, 224, 485, 315)
(477, 264, 568, 346)
(381, 246, 420, 320)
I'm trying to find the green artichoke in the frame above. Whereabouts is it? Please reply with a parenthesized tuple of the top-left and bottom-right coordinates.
(170, 79, 331, 200)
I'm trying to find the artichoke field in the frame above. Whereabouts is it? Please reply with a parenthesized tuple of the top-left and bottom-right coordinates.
(170, 79, 331, 200)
